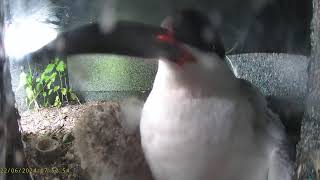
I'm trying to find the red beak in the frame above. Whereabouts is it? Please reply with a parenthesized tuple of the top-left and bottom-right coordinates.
(156, 32, 197, 66)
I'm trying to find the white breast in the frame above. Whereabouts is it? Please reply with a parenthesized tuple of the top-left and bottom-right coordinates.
(140, 89, 271, 180)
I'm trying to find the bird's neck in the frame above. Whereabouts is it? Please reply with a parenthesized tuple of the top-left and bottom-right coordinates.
(152, 60, 238, 98)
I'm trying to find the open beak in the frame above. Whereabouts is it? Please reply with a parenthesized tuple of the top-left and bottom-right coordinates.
(28, 21, 190, 64)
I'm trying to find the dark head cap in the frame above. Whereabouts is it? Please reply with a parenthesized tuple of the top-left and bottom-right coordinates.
(161, 9, 225, 59)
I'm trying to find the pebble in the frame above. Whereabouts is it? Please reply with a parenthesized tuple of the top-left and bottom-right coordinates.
(62, 107, 69, 114)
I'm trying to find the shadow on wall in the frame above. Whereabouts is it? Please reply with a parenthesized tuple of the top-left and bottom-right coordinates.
(113, 0, 312, 55)
(240, 0, 312, 55)
(54, 0, 311, 55)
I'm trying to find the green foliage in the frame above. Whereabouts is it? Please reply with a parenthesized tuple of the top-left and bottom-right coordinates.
(20, 58, 80, 109)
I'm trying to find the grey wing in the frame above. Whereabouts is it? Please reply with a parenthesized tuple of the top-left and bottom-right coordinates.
(239, 79, 294, 180)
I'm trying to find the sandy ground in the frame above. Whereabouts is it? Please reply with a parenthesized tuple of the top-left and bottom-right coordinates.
(19, 101, 152, 180)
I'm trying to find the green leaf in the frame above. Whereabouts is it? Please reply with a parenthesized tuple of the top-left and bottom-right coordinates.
(49, 72, 57, 82)
(42, 75, 50, 82)
(22, 59, 70, 109)
(47, 82, 52, 89)
(70, 92, 78, 101)
(48, 89, 53, 95)
(56, 60, 65, 72)
(27, 74, 33, 85)
(61, 88, 67, 95)
(51, 72, 57, 78)
(44, 63, 55, 74)
(53, 86, 60, 92)
(54, 95, 61, 107)
(36, 83, 42, 91)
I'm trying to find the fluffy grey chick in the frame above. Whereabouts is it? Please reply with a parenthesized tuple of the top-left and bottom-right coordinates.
(73, 102, 152, 180)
